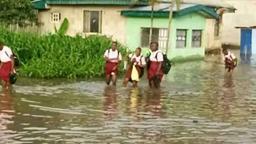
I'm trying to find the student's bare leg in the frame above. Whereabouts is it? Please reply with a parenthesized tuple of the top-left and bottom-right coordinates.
(5, 81, 10, 90)
(1, 80, 5, 89)
(112, 74, 117, 86)
(123, 78, 129, 87)
(132, 81, 138, 87)
(1, 80, 8, 90)
(149, 79, 154, 88)
(106, 75, 111, 85)
(153, 78, 160, 89)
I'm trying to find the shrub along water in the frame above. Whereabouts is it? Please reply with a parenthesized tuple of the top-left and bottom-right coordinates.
(0, 26, 126, 79)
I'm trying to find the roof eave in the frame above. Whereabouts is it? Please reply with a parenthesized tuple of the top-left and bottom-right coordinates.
(32, 0, 49, 10)
(121, 5, 219, 19)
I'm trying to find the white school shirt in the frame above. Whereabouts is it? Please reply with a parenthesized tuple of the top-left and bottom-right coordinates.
(0, 46, 12, 63)
(104, 49, 122, 63)
(129, 54, 146, 66)
(149, 50, 164, 62)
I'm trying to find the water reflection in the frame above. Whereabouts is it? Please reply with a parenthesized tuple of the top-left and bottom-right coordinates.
(128, 88, 142, 116)
(103, 86, 118, 120)
(3, 52, 256, 143)
(0, 90, 15, 143)
(144, 89, 163, 117)
(240, 53, 251, 64)
(223, 73, 235, 88)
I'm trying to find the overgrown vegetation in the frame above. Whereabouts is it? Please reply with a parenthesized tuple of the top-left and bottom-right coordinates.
(0, 26, 126, 79)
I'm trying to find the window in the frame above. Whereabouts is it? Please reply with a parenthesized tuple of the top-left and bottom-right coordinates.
(176, 29, 187, 48)
(141, 28, 168, 50)
(192, 30, 202, 47)
(51, 12, 61, 22)
(83, 11, 102, 33)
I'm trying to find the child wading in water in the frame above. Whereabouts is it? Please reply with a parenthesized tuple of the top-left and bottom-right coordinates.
(123, 47, 146, 87)
(147, 42, 164, 88)
(104, 41, 122, 86)
(223, 48, 237, 72)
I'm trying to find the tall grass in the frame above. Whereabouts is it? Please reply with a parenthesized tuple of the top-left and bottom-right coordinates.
(0, 26, 126, 79)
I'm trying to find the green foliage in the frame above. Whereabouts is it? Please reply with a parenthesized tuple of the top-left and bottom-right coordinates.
(0, 0, 36, 26)
(55, 18, 69, 36)
(0, 26, 127, 79)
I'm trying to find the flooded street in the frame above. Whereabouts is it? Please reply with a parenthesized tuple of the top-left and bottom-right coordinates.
(1, 53, 256, 143)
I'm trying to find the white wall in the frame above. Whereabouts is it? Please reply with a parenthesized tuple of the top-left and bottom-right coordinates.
(38, 5, 127, 44)
(223, 0, 256, 46)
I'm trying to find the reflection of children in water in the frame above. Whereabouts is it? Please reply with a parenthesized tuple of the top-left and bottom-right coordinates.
(128, 88, 142, 116)
(145, 89, 163, 117)
(103, 86, 118, 120)
(223, 73, 235, 88)
(221, 74, 235, 121)
(0, 91, 14, 139)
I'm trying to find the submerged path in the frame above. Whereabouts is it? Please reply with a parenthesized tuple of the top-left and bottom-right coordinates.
(1, 53, 256, 143)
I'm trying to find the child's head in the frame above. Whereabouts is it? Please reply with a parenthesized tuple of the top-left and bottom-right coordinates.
(111, 41, 117, 50)
(222, 48, 228, 55)
(150, 42, 159, 51)
(135, 47, 142, 56)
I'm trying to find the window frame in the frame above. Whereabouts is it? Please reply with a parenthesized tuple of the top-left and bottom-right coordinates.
(192, 30, 203, 48)
(51, 12, 61, 23)
(140, 27, 168, 51)
(176, 29, 187, 48)
(83, 10, 102, 33)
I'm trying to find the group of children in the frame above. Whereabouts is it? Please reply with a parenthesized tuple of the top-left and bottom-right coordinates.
(0, 41, 239, 90)
(104, 41, 164, 88)
(104, 41, 238, 88)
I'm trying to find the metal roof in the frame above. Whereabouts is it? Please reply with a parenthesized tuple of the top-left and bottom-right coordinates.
(33, 0, 148, 9)
(182, 0, 234, 9)
(121, 3, 219, 19)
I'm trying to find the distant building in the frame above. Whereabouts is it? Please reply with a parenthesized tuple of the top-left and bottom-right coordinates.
(33, 0, 234, 60)
(223, 0, 256, 46)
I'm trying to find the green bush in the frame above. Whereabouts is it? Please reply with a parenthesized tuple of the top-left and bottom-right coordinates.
(0, 26, 127, 79)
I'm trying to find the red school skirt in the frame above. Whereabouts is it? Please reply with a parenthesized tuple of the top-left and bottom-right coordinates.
(105, 62, 118, 75)
(0, 61, 12, 82)
(147, 61, 163, 81)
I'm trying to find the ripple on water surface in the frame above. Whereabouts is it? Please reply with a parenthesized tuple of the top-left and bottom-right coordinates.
(1, 54, 256, 143)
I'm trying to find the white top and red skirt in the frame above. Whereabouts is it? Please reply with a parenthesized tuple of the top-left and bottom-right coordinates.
(147, 50, 164, 81)
(0, 46, 13, 82)
(224, 51, 237, 71)
(104, 49, 122, 75)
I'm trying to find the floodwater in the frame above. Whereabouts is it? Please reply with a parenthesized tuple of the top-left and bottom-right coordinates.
(1, 53, 256, 144)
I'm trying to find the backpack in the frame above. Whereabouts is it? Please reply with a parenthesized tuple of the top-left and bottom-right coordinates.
(13, 53, 20, 67)
(148, 52, 172, 74)
(161, 54, 172, 74)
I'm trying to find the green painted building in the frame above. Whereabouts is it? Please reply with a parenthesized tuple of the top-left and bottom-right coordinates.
(33, 1, 234, 61)
(121, 4, 220, 60)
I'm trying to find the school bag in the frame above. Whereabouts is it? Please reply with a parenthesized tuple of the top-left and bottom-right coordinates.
(161, 54, 172, 74)
(147, 52, 172, 74)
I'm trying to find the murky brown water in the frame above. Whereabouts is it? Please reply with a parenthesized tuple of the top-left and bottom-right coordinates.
(1, 53, 256, 143)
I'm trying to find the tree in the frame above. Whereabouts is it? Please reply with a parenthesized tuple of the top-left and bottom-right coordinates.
(0, 0, 36, 26)
(149, 0, 157, 44)
(133, 0, 181, 52)
(166, 0, 181, 54)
